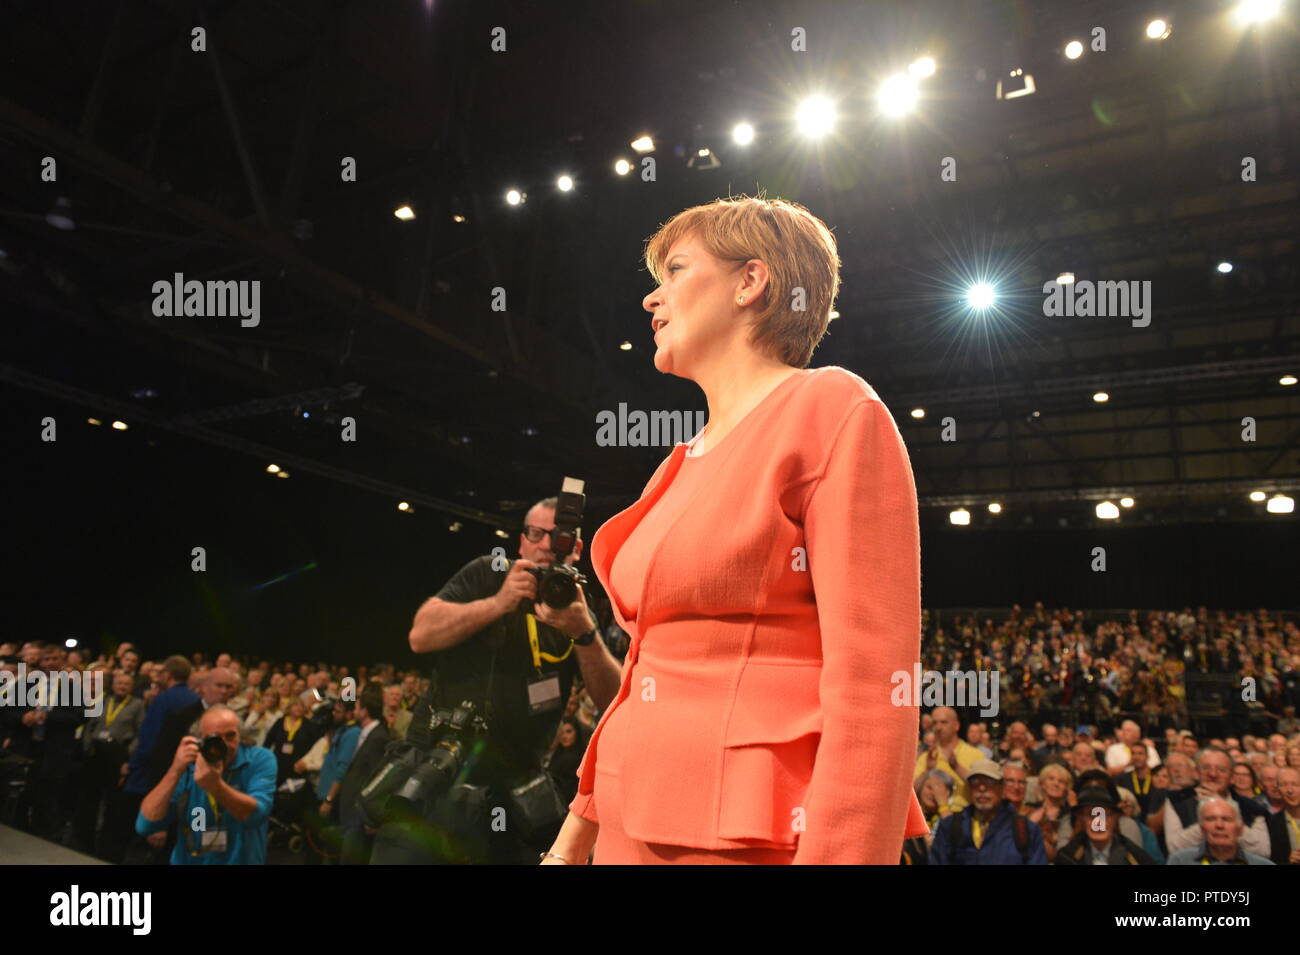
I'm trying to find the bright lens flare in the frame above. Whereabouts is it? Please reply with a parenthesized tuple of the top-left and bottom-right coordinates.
(965, 283, 996, 309)
(795, 96, 836, 137)
(876, 74, 919, 117)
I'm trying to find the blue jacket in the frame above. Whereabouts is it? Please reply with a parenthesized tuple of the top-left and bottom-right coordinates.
(930, 801, 1049, 865)
(316, 724, 360, 801)
(136, 743, 277, 865)
(125, 683, 199, 793)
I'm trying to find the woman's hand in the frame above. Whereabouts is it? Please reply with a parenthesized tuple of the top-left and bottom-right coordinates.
(541, 811, 598, 865)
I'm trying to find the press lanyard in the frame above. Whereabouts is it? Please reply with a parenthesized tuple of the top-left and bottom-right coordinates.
(104, 697, 128, 727)
(1130, 771, 1150, 795)
(1287, 814, 1300, 844)
(526, 613, 574, 670)
(971, 816, 984, 848)
(1201, 855, 1244, 865)
(284, 717, 301, 741)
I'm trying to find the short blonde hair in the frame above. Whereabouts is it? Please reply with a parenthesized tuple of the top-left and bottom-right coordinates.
(642, 193, 841, 368)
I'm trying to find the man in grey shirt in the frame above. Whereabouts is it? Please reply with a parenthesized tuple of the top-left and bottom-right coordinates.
(73, 670, 145, 855)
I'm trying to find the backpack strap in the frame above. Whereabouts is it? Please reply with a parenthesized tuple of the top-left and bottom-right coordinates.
(1012, 812, 1030, 863)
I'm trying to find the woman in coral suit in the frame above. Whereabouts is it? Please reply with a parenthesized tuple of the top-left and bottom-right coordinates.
(541, 195, 928, 864)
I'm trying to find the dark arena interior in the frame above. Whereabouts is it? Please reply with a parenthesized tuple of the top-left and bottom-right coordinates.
(1, 0, 1297, 908)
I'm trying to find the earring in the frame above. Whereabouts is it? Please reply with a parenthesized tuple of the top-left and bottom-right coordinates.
(738, 297, 746, 304)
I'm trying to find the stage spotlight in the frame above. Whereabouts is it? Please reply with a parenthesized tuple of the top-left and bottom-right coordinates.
(495, 529, 510, 538)
(996, 68, 1036, 99)
(1064, 40, 1084, 59)
(505, 189, 525, 206)
(1096, 501, 1120, 519)
(1216, 260, 1233, 273)
(1280, 374, 1297, 386)
(619, 341, 632, 351)
(796, 95, 836, 137)
(87, 417, 102, 426)
(1146, 19, 1172, 39)
(614, 158, 632, 176)
(1056, 271, 1075, 284)
(965, 283, 996, 309)
(688, 147, 721, 170)
(397, 502, 412, 512)
(732, 122, 755, 145)
(1093, 391, 1109, 402)
(988, 502, 1002, 514)
(65, 638, 78, 649)
(266, 464, 281, 474)
(1233, 0, 1282, 26)
(1266, 493, 1294, 514)
(451, 214, 467, 223)
(275, 470, 290, 479)
(1249, 490, 1267, 502)
(949, 508, 971, 526)
(449, 522, 463, 532)
(1120, 497, 1135, 508)
(393, 204, 415, 221)
(908, 55, 936, 78)
(877, 74, 919, 117)
(910, 408, 925, 419)
(630, 135, 655, 152)
(557, 175, 574, 192)
(111, 420, 128, 430)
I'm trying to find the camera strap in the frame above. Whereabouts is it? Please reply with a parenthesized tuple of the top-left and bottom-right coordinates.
(526, 612, 574, 669)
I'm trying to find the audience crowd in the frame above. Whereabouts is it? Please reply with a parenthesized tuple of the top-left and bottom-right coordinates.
(2, 602, 1296, 865)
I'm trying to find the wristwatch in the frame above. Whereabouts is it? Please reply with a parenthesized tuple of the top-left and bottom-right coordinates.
(574, 627, 598, 646)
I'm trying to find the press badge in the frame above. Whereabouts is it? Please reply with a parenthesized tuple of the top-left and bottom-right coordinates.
(281, 744, 294, 754)
(526, 674, 562, 714)
(201, 829, 228, 853)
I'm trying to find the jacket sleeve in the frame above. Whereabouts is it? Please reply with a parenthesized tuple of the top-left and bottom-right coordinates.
(928, 815, 952, 865)
(794, 399, 924, 864)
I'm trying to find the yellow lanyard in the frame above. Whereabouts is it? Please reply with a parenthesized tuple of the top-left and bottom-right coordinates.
(104, 697, 128, 727)
(526, 613, 574, 669)
(284, 718, 301, 741)
(971, 816, 984, 848)
(1287, 814, 1300, 843)
(1130, 771, 1150, 795)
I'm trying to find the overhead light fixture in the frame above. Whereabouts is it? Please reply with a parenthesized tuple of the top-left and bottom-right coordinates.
(1280, 374, 1297, 386)
(65, 638, 78, 648)
(877, 74, 919, 117)
(1216, 261, 1233, 273)
(448, 521, 463, 532)
(613, 158, 633, 176)
(393, 204, 415, 221)
(397, 502, 412, 512)
(687, 147, 721, 170)
(275, 470, 290, 479)
(1120, 497, 1135, 508)
(111, 420, 128, 430)
(1096, 500, 1120, 519)
(630, 135, 655, 152)
(988, 502, 1002, 514)
(1093, 391, 1110, 402)
(908, 56, 936, 78)
(505, 189, 525, 206)
(494, 529, 510, 538)
(451, 214, 467, 223)
(795, 95, 836, 137)
(949, 508, 971, 526)
(46, 196, 76, 230)
(556, 175, 574, 192)
(1056, 271, 1075, 284)
(910, 408, 925, 419)
(1249, 490, 1267, 502)
(996, 68, 1037, 99)
(619, 341, 632, 351)
(1266, 493, 1294, 514)
(266, 464, 281, 473)
(1064, 40, 1084, 59)
(87, 417, 102, 426)
(1146, 19, 1172, 39)
(965, 283, 996, 309)
(1233, 0, 1282, 26)
(732, 122, 755, 145)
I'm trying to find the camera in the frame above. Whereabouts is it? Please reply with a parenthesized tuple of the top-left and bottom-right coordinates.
(358, 699, 489, 827)
(198, 734, 228, 765)
(528, 476, 588, 609)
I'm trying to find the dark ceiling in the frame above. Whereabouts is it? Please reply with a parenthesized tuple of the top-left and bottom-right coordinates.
(2, 0, 1298, 545)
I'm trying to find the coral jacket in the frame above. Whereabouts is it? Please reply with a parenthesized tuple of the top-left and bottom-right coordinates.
(570, 366, 930, 863)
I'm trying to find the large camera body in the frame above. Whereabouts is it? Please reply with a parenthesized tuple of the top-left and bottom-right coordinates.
(528, 477, 588, 609)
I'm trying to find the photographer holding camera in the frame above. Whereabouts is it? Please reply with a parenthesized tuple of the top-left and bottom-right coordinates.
(388, 492, 621, 864)
(136, 704, 277, 865)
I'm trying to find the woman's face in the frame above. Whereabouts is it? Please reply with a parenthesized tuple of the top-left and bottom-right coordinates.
(642, 232, 759, 379)
(920, 776, 949, 811)
(288, 701, 304, 720)
(1041, 771, 1069, 799)
(559, 723, 576, 747)
(1231, 766, 1254, 791)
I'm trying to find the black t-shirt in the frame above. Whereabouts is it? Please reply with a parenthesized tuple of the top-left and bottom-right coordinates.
(412, 555, 579, 784)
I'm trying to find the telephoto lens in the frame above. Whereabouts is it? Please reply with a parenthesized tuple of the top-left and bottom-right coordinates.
(199, 734, 228, 764)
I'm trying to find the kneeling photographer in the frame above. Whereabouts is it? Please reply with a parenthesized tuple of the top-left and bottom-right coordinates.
(369, 487, 620, 864)
(136, 704, 277, 865)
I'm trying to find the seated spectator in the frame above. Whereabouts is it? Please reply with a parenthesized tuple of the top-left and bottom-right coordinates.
(1115, 735, 1157, 814)
(1230, 761, 1269, 810)
(914, 707, 983, 808)
(929, 760, 1047, 865)
(1164, 747, 1270, 858)
(1260, 765, 1284, 814)
(1116, 786, 1164, 862)
(1166, 798, 1275, 865)
(135, 705, 277, 865)
(1001, 760, 1029, 813)
(383, 684, 412, 741)
(1265, 766, 1300, 865)
(241, 690, 282, 747)
(1025, 762, 1075, 859)
(1055, 789, 1155, 865)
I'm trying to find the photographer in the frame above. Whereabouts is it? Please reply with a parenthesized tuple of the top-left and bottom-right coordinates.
(136, 704, 277, 865)
(394, 495, 621, 864)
